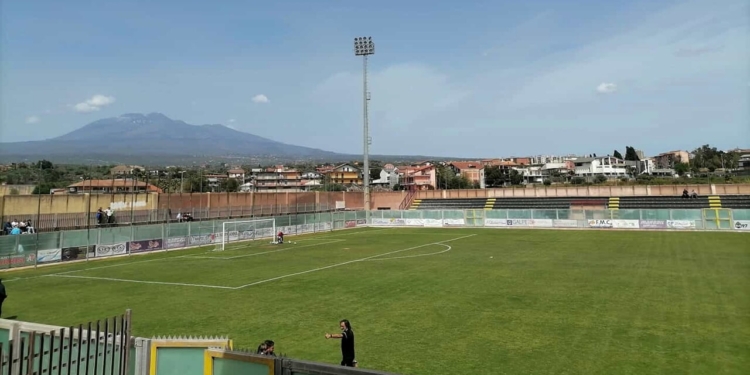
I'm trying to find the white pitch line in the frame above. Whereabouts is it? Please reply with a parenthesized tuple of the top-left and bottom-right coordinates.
(46, 274, 235, 290)
(363, 244, 452, 261)
(184, 240, 345, 260)
(233, 234, 477, 289)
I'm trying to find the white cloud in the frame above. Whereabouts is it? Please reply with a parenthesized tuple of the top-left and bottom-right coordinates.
(73, 94, 116, 113)
(251, 94, 270, 104)
(25, 116, 40, 124)
(596, 82, 617, 94)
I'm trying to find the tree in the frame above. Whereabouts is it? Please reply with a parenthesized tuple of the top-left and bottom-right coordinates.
(674, 162, 690, 176)
(36, 160, 54, 170)
(509, 169, 523, 185)
(624, 146, 640, 161)
(392, 183, 402, 191)
(543, 180, 551, 186)
(613, 150, 623, 159)
(594, 175, 608, 184)
(221, 178, 240, 192)
(571, 177, 586, 185)
(369, 168, 382, 181)
(484, 166, 505, 187)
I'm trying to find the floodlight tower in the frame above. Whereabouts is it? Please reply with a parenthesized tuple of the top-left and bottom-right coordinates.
(354, 36, 374, 222)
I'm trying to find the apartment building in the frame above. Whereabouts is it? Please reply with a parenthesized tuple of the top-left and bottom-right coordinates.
(573, 156, 629, 179)
(372, 164, 400, 188)
(401, 164, 437, 190)
(653, 150, 690, 169)
(449, 162, 486, 188)
(319, 164, 362, 185)
(68, 179, 163, 194)
(251, 166, 304, 192)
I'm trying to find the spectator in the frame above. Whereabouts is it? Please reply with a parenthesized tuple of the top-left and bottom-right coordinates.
(176, 212, 182, 222)
(10, 226, 21, 235)
(25, 220, 36, 234)
(0, 279, 7, 318)
(3, 221, 11, 235)
(257, 340, 276, 356)
(18, 221, 27, 233)
(96, 208, 104, 225)
(690, 190, 698, 199)
(682, 189, 689, 199)
(105, 207, 114, 224)
(325, 319, 356, 367)
(10, 219, 18, 228)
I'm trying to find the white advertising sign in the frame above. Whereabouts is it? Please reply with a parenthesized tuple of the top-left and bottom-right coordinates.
(371, 218, 405, 226)
(37, 249, 62, 263)
(666, 220, 696, 229)
(553, 219, 579, 228)
(611, 220, 640, 229)
(422, 219, 444, 227)
(95, 243, 127, 258)
(403, 219, 425, 226)
(443, 219, 465, 226)
(733, 220, 750, 230)
(485, 219, 552, 227)
(588, 219, 613, 228)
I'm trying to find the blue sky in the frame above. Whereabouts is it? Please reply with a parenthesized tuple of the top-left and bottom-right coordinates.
(1, 0, 748, 158)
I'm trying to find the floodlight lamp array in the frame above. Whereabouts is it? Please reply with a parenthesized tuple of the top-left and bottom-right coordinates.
(354, 36, 375, 56)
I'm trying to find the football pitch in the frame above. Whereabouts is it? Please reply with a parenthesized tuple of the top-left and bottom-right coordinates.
(3, 227, 749, 375)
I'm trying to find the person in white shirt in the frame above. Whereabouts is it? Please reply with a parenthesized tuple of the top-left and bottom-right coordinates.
(10, 220, 18, 228)
(105, 208, 113, 224)
(176, 212, 182, 222)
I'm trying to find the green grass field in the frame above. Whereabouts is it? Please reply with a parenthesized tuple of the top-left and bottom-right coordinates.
(2, 227, 749, 375)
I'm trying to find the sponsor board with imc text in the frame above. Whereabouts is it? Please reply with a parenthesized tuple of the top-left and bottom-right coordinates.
(37, 249, 62, 263)
(734, 220, 750, 230)
(588, 220, 612, 228)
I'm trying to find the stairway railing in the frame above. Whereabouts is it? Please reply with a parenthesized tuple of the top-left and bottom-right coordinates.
(399, 188, 417, 210)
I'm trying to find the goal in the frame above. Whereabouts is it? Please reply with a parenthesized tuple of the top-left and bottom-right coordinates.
(214, 218, 276, 251)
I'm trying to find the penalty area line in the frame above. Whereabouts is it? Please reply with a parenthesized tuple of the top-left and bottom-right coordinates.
(45, 274, 235, 290)
(233, 234, 476, 289)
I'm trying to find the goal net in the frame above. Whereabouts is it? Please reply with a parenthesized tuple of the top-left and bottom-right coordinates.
(214, 218, 276, 251)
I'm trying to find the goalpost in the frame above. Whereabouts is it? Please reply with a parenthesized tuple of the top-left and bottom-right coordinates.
(214, 218, 276, 251)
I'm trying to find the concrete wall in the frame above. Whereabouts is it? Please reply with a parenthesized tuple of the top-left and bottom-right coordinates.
(1, 184, 749, 217)
(2, 193, 158, 216)
(0, 185, 35, 196)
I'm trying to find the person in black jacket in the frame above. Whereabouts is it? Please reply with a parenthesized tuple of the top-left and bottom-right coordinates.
(325, 319, 356, 367)
(0, 279, 7, 318)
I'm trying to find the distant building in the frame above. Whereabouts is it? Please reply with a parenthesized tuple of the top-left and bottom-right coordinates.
(320, 164, 362, 186)
(449, 162, 485, 188)
(110, 165, 145, 176)
(251, 166, 304, 192)
(372, 164, 400, 188)
(227, 168, 246, 181)
(573, 156, 628, 179)
(401, 165, 436, 190)
(654, 150, 689, 169)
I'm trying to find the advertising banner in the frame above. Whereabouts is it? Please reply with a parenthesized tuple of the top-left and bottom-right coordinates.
(443, 219, 465, 226)
(371, 218, 405, 226)
(553, 219, 579, 228)
(128, 239, 163, 254)
(530, 219, 554, 228)
(667, 220, 696, 229)
(733, 220, 750, 230)
(403, 219, 425, 226)
(299, 224, 314, 234)
(640, 220, 667, 229)
(239, 230, 255, 239)
(0, 253, 36, 268)
(588, 219, 613, 228)
(37, 249, 62, 263)
(485, 219, 551, 227)
(345, 220, 357, 228)
(422, 219, 444, 227)
(188, 234, 215, 246)
(166, 236, 187, 249)
(612, 220, 640, 229)
(95, 243, 127, 258)
(356, 219, 367, 225)
(62, 247, 84, 262)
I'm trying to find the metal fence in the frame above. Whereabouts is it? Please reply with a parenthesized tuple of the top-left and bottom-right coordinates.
(1, 203, 334, 232)
(369, 208, 750, 231)
(0, 211, 369, 270)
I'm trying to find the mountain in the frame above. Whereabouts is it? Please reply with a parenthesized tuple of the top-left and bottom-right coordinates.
(0, 113, 345, 163)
